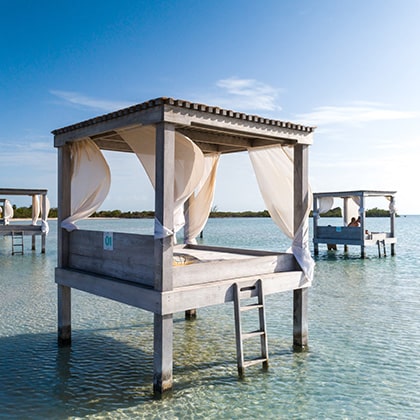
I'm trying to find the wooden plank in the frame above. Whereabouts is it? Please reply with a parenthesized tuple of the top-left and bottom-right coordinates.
(0, 188, 48, 196)
(53, 107, 163, 147)
(55, 268, 161, 313)
(162, 271, 306, 315)
(163, 107, 314, 145)
(316, 226, 362, 240)
(68, 230, 155, 286)
(173, 253, 299, 288)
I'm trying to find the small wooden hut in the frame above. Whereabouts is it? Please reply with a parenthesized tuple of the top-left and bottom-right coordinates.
(52, 97, 315, 394)
(0, 188, 49, 254)
(312, 190, 397, 258)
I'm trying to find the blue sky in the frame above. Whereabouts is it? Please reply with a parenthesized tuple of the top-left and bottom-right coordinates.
(1, 0, 419, 214)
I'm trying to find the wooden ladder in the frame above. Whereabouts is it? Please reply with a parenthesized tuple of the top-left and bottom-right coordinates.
(12, 231, 24, 255)
(233, 279, 269, 377)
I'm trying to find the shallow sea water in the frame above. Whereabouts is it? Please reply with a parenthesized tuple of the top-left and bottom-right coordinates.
(0, 217, 419, 419)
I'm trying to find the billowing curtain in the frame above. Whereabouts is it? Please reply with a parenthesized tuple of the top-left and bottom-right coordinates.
(120, 126, 205, 237)
(317, 197, 334, 215)
(346, 196, 360, 225)
(387, 196, 397, 214)
(185, 153, 220, 244)
(4, 199, 13, 225)
(41, 196, 51, 234)
(32, 195, 40, 225)
(248, 144, 314, 283)
(61, 139, 111, 232)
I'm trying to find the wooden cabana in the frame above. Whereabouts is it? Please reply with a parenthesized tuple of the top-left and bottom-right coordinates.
(0, 188, 49, 254)
(52, 97, 315, 395)
(312, 190, 397, 258)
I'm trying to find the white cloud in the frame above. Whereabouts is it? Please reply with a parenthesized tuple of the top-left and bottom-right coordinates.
(205, 77, 282, 112)
(296, 102, 420, 126)
(50, 90, 132, 112)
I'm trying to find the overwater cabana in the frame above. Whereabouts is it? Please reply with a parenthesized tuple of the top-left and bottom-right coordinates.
(0, 188, 50, 254)
(312, 190, 397, 258)
(53, 97, 315, 394)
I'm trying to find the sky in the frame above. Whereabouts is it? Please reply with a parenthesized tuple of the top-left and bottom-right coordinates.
(1, 0, 420, 214)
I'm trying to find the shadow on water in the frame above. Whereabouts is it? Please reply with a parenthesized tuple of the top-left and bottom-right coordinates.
(0, 331, 157, 419)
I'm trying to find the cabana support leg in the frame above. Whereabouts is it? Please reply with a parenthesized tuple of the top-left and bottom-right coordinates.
(58, 285, 71, 346)
(153, 313, 173, 395)
(293, 288, 308, 349)
(293, 145, 309, 350)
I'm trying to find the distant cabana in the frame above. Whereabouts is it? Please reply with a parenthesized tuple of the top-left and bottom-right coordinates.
(312, 190, 397, 258)
(0, 188, 50, 254)
(53, 97, 315, 395)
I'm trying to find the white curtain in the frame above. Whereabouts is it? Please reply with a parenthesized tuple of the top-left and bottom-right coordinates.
(185, 153, 220, 244)
(120, 126, 205, 237)
(248, 144, 314, 283)
(317, 197, 334, 215)
(61, 139, 111, 232)
(32, 195, 40, 225)
(4, 199, 13, 225)
(347, 196, 360, 224)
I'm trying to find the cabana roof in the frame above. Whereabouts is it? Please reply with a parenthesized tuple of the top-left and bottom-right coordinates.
(314, 190, 397, 199)
(52, 97, 315, 153)
(0, 188, 48, 196)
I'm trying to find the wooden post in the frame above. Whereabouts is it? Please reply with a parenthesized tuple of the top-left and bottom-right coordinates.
(184, 198, 198, 320)
(153, 122, 175, 395)
(31, 195, 37, 250)
(343, 197, 349, 253)
(313, 195, 319, 256)
(41, 193, 47, 253)
(57, 144, 72, 346)
(359, 194, 365, 259)
(390, 195, 396, 256)
(293, 144, 309, 349)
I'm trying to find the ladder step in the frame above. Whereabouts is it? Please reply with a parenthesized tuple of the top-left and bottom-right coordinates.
(243, 330, 265, 340)
(243, 357, 268, 368)
(240, 303, 263, 312)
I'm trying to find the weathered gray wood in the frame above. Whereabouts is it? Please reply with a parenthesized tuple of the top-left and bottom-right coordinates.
(390, 196, 396, 256)
(173, 253, 298, 288)
(293, 287, 308, 349)
(316, 226, 362, 240)
(162, 271, 306, 315)
(153, 122, 175, 394)
(154, 122, 175, 292)
(55, 267, 305, 315)
(68, 230, 155, 286)
(293, 144, 309, 349)
(53, 107, 163, 147)
(0, 188, 47, 196)
(153, 314, 173, 395)
(58, 284, 71, 346)
(55, 268, 161, 313)
(0, 225, 43, 234)
(57, 145, 71, 268)
(57, 144, 72, 345)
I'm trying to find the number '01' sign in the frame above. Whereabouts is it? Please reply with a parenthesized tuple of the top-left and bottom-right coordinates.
(103, 232, 113, 251)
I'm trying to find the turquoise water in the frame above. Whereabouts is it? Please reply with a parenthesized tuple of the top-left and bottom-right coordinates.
(0, 217, 419, 419)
